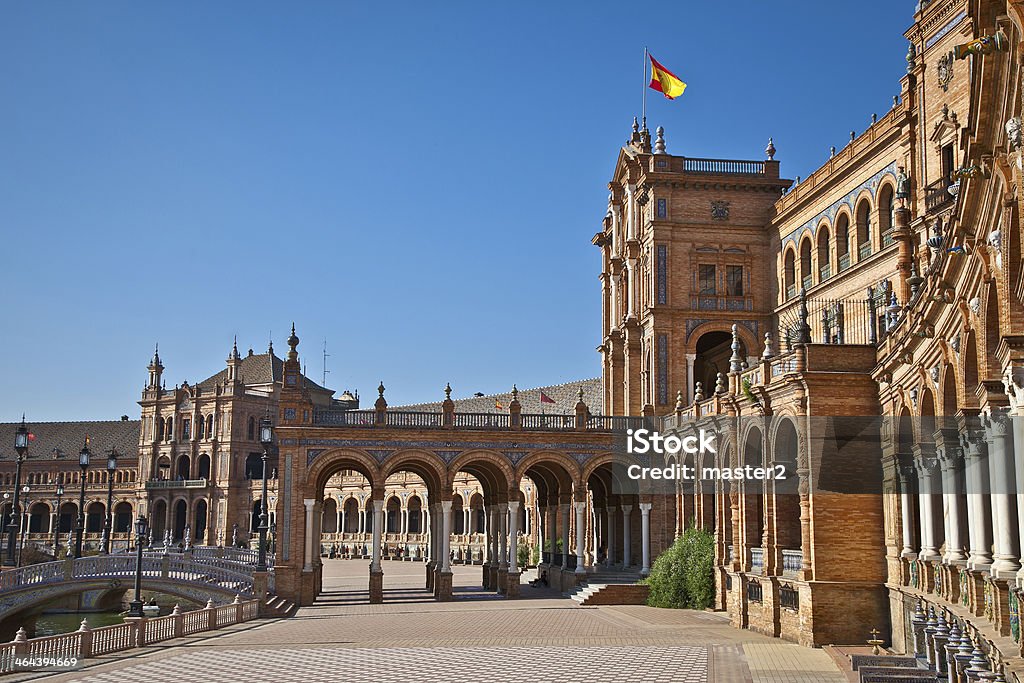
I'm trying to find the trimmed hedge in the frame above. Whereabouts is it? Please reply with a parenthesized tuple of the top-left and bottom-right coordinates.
(642, 525, 715, 609)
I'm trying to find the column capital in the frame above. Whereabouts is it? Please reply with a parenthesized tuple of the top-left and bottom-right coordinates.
(960, 429, 988, 459)
(621, 505, 633, 513)
(440, 500, 452, 512)
(639, 502, 652, 513)
(303, 499, 315, 510)
(573, 501, 586, 513)
(982, 407, 1012, 436)
(507, 500, 520, 512)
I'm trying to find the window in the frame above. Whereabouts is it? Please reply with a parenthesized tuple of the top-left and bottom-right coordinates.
(698, 265, 716, 295)
(166, 417, 173, 442)
(726, 266, 744, 296)
(196, 415, 205, 440)
(941, 143, 955, 181)
(182, 419, 191, 440)
(656, 198, 667, 218)
(247, 417, 256, 441)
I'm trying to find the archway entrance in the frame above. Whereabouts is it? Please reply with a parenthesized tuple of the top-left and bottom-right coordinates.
(692, 330, 747, 399)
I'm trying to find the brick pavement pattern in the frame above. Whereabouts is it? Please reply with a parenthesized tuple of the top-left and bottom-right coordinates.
(23, 561, 845, 683)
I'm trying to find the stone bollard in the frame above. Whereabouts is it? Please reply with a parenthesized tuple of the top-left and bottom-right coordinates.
(123, 616, 147, 648)
(77, 618, 93, 660)
(233, 594, 243, 623)
(924, 607, 939, 667)
(933, 611, 950, 675)
(911, 600, 927, 657)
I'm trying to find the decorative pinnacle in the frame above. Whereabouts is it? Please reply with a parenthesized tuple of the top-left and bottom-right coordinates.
(511, 384, 518, 400)
(765, 137, 776, 161)
(230, 336, 240, 360)
(654, 126, 666, 154)
(578, 386, 584, 401)
(286, 323, 299, 362)
(632, 116, 639, 133)
(378, 382, 385, 398)
(694, 381, 705, 402)
(675, 390, 684, 411)
(729, 324, 743, 373)
(444, 382, 452, 400)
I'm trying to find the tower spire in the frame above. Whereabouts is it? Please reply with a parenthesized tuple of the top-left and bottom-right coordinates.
(147, 343, 164, 389)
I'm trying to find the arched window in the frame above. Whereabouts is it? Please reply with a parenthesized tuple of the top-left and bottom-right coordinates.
(156, 417, 165, 442)
(799, 237, 813, 289)
(176, 455, 190, 480)
(878, 184, 895, 247)
(783, 249, 796, 300)
(856, 199, 872, 261)
(247, 417, 256, 441)
(166, 417, 173, 442)
(817, 227, 831, 280)
(836, 213, 850, 270)
(206, 414, 214, 440)
(196, 414, 205, 440)
(114, 502, 133, 533)
(197, 453, 211, 479)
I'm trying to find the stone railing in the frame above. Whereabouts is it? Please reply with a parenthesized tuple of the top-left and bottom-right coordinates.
(0, 597, 260, 675)
(782, 549, 802, 577)
(750, 547, 765, 574)
(313, 408, 651, 433)
(682, 158, 766, 175)
(145, 478, 208, 490)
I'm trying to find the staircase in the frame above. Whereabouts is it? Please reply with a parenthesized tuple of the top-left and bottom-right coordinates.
(263, 595, 298, 617)
(563, 569, 649, 605)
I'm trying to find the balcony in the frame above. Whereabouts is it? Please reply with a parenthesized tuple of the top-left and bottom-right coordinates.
(925, 177, 953, 213)
(858, 242, 872, 261)
(681, 157, 766, 175)
(838, 254, 851, 272)
(145, 478, 208, 490)
(818, 264, 831, 281)
(691, 295, 753, 312)
(801, 275, 813, 291)
(785, 285, 796, 301)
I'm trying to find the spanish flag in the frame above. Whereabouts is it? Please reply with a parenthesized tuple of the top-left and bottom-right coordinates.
(495, 399, 504, 410)
(649, 54, 687, 100)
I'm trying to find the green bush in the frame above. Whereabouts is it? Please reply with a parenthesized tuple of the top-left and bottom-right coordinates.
(517, 542, 530, 569)
(643, 525, 715, 609)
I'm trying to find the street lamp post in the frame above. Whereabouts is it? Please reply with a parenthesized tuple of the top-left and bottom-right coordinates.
(257, 417, 273, 572)
(75, 441, 90, 559)
(17, 485, 30, 567)
(6, 419, 30, 567)
(53, 480, 64, 558)
(102, 450, 118, 554)
(128, 515, 148, 617)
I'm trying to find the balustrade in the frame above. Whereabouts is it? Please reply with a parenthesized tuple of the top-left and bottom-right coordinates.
(750, 547, 765, 574)
(0, 597, 261, 675)
(781, 549, 802, 576)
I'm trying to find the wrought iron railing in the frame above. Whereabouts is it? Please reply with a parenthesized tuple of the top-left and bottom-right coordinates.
(778, 295, 880, 347)
(145, 478, 208, 490)
(780, 584, 799, 610)
(747, 580, 763, 603)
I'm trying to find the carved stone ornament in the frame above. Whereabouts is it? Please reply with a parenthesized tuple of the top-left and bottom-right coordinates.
(950, 334, 961, 355)
(968, 296, 982, 316)
(1006, 117, 1023, 151)
(937, 51, 954, 92)
(711, 200, 730, 221)
(930, 365, 940, 385)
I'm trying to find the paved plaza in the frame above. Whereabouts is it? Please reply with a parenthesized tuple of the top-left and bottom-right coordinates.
(22, 560, 846, 683)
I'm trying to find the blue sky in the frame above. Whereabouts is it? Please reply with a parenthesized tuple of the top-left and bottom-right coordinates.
(0, 1, 910, 422)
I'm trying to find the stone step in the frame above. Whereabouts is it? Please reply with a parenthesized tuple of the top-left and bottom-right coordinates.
(850, 655, 922, 671)
(857, 665, 937, 681)
(563, 581, 649, 605)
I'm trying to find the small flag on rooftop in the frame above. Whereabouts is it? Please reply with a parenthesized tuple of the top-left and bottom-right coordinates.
(540, 392, 556, 405)
(495, 398, 504, 411)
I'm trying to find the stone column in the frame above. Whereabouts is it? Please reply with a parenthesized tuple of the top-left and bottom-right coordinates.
(536, 506, 544, 565)
(898, 464, 917, 558)
(358, 509, 365, 534)
(560, 502, 571, 570)
(605, 507, 615, 567)
(961, 430, 993, 570)
(488, 505, 499, 590)
(302, 499, 315, 572)
(436, 500, 453, 600)
(574, 500, 587, 576)
(369, 497, 384, 603)
(622, 505, 633, 567)
(984, 411, 1021, 578)
(497, 502, 509, 594)
(1010, 409, 1024, 583)
(507, 500, 521, 598)
(639, 502, 652, 576)
(936, 435, 967, 563)
(915, 456, 941, 562)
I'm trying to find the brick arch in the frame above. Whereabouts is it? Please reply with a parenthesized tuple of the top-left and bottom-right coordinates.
(380, 449, 447, 497)
(580, 450, 640, 485)
(448, 449, 516, 500)
(515, 450, 580, 485)
(306, 449, 382, 497)
(767, 414, 805, 469)
(685, 320, 758, 357)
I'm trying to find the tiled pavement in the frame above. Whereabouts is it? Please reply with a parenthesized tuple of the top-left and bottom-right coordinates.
(21, 560, 846, 683)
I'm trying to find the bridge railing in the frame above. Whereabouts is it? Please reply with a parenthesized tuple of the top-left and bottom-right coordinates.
(0, 597, 261, 674)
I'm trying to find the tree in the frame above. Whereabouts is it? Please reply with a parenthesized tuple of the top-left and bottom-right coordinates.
(643, 525, 715, 609)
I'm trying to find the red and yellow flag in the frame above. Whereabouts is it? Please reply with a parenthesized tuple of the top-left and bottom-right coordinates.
(495, 398, 504, 410)
(649, 54, 687, 100)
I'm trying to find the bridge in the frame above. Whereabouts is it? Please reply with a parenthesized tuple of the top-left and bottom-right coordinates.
(0, 549, 269, 628)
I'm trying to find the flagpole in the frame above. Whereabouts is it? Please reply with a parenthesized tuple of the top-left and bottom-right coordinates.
(642, 46, 648, 129)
